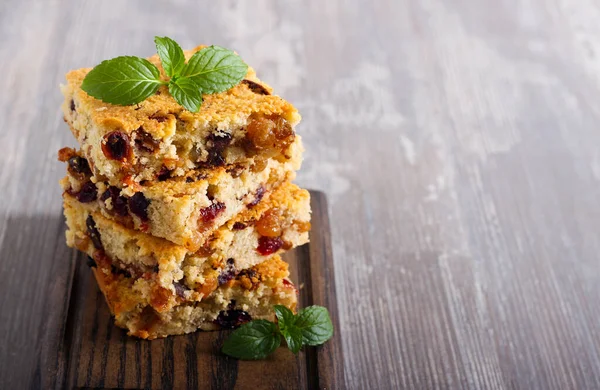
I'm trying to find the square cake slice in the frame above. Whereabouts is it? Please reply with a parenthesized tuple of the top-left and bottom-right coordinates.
(61, 46, 301, 186)
(58, 136, 303, 251)
(92, 253, 297, 339)
(63, 181, 310, 313)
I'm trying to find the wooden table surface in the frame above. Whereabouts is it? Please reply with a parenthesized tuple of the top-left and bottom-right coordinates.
(2, 1, 600, 389)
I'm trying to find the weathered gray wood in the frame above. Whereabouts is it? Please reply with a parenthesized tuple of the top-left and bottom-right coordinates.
(1, 0, 600, 389)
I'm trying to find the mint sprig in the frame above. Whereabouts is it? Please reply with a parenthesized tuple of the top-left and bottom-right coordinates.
(80, 36, 248, 112)
(222, 305, 334, 360)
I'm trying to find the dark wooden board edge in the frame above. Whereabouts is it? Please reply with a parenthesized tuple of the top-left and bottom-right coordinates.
(41, 189, 344, 389)
(306, 191, 345, 389)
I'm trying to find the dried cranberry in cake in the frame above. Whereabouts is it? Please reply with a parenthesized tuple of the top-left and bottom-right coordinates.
(241, 79, 270, 95)
(100, 186, 129, 217)
(245, 114, 295, 153)
(128, 192, 151, 221)
(133, 127, 160, 153)
(199, 202, 226, 224)
(257, 236, 283, 255)
(101, 131, 132, 161)
(215, 309, 252, 329)
(86, 215, 103, 250)
(76, 181, 98, 203)
(247, 185, 265, 208)
(218, 258, 236, 286)
(256, 208, 282, 237)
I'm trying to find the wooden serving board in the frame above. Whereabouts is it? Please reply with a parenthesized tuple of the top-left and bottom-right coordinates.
(49, 190, 343, 390)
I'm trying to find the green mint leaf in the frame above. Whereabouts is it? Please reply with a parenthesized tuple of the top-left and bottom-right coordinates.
(295, 306, 334, 346)
(154, 36, 186, 78)
(168, 77, 202, 112)
(180, 45, 248, 94)
(222, 320, 281, 360)
(274, 305, 303, 354)
(274, 305, 296, 327)
(81, 56, 163, 105)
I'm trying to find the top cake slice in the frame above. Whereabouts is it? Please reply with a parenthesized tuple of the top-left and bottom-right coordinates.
(61, 45, 301, 186)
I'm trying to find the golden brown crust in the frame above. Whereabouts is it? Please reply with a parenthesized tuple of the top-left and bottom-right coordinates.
(65, 46, 300, 139)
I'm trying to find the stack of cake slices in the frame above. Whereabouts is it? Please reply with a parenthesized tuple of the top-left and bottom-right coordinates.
(58, 46, 310, 339)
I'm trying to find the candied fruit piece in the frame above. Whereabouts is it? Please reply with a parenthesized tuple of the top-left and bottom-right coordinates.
(128, 192, 151, 221)
(257, 236, 283, 255)
(101, 131, 132, 161)
(245, 114, 294, 152)
(250, 158, 268, 173)
(294, 220, 312, 233)
(256, 208, 283, 237)
(150, 286, 172, 312)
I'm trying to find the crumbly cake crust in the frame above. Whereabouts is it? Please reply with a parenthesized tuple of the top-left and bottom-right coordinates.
(91, 254, 297, 339)
(61, 46, 302, 185)
(63, 181, 310, 311)
(59, 136, 303, 251)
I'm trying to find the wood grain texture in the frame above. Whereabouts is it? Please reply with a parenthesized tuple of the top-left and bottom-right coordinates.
(48, 191, 342, 390)
(1, 0, 600, 389)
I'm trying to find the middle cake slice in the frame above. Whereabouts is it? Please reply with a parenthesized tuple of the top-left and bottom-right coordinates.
(63, 181, 310, 311)
(59, 136, 303, 251)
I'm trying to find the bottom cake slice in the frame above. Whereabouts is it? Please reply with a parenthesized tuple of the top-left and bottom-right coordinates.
(92, 254, 297, 339)
(92, 256, 298, 339)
